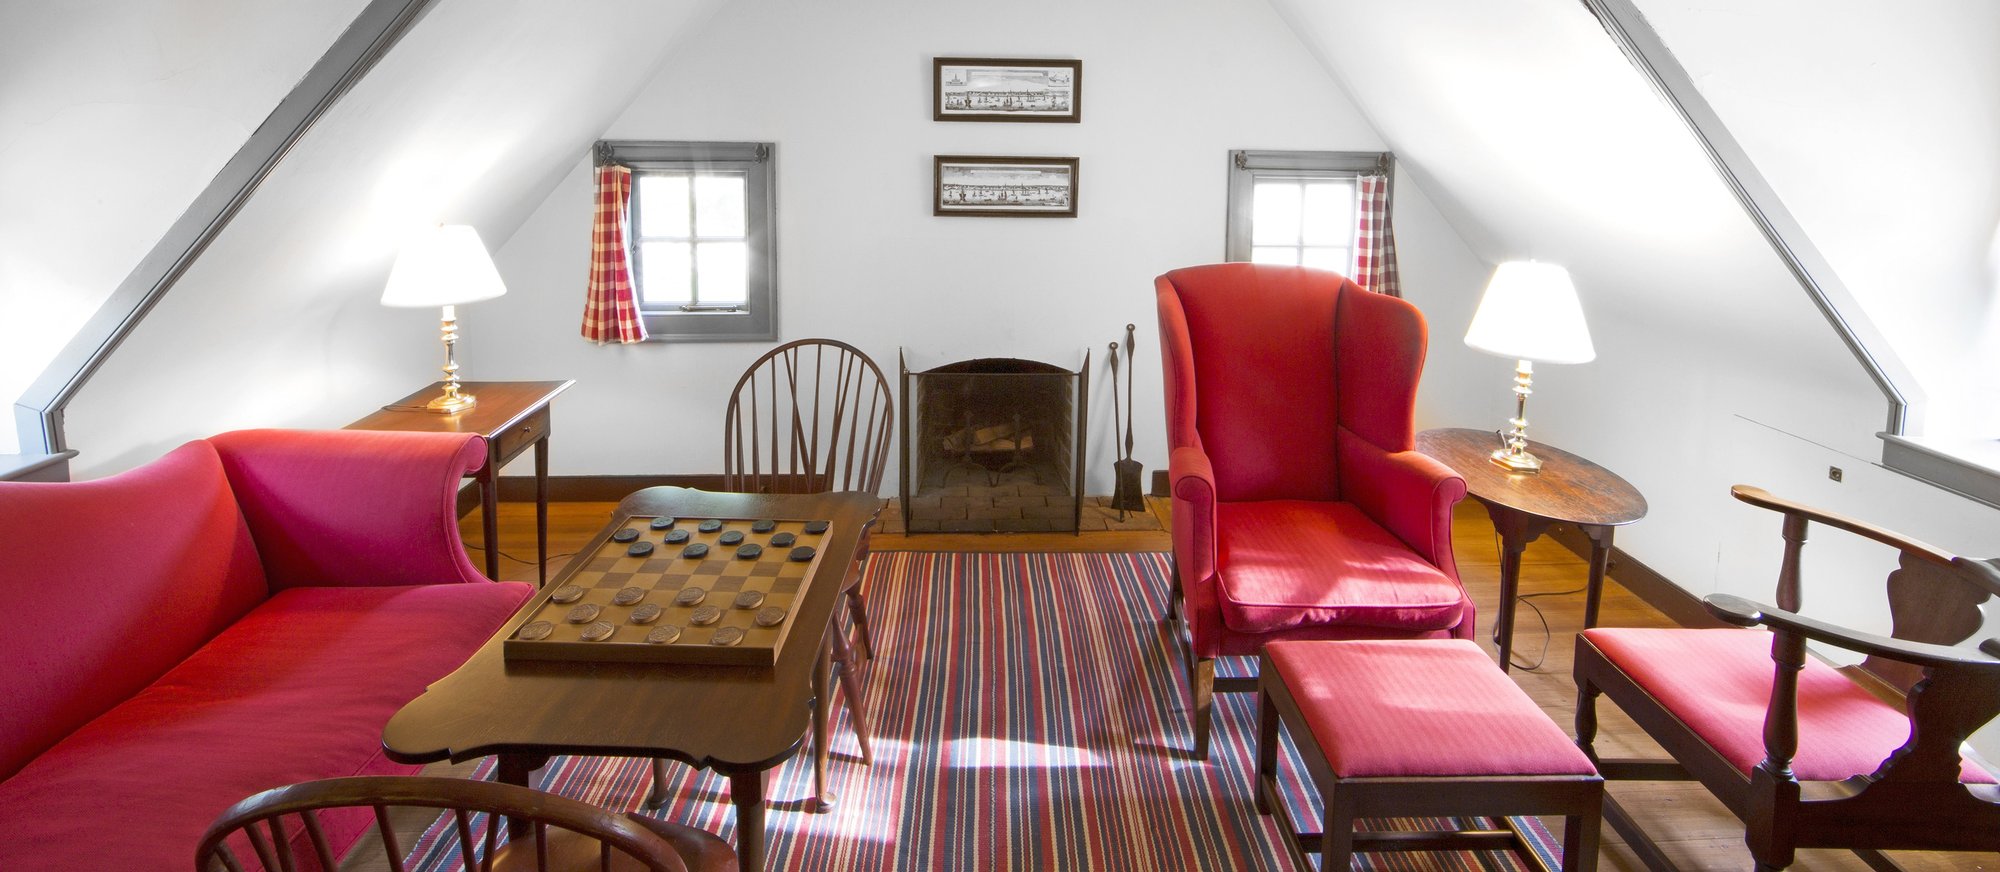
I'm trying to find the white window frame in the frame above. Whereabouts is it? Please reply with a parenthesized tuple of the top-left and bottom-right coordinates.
(1224, 150, 1392, 272)
(601, 140, 777, 342)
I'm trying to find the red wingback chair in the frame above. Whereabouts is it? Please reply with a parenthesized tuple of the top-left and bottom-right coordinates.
(1156, 263, 1473, 758)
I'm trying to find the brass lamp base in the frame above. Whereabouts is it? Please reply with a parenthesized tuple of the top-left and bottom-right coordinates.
(1489, 447, 1543, 474)
(425, 391, 476, 413)
(1489, 358, 1542, 474)
(424, 304, 476, 414)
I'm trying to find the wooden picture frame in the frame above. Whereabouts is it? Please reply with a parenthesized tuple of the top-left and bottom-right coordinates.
(933, 57, 1082, 123)
(933, 155, 1079, 218)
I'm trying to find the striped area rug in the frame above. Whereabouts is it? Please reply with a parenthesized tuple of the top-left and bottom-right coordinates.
(406, 552, 1557, 871)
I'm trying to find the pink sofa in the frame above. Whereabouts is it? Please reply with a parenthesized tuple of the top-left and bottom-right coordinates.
(0, 429, 533, 870)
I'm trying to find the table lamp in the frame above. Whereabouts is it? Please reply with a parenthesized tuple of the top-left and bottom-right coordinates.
(1462, 261, 1594, 473)
(380, 224, 508, 413)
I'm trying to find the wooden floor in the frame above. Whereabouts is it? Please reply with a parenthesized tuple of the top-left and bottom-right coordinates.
(441, 498, 1991, 872)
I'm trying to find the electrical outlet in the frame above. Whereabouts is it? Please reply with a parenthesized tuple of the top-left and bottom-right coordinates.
(1828, 466, 1844, 482)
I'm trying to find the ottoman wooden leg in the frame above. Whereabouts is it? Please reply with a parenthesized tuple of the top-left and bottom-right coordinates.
(1321, 789, 1357, 872)
(1564, 803, 1602, 872)
(1255, 686, 1279, 816)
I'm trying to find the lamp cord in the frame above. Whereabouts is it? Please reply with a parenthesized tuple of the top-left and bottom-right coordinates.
(461, 543, 577, 569)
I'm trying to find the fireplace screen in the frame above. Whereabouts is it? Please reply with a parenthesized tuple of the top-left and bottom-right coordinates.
(899, 351, 1088, 533)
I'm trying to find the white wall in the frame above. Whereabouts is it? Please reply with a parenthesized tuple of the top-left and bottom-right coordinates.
(0, 0, 369, 454)
(61, 0, 723, 475)
(1638, 0, 2000, 437)
(482, 0, 1483, 492)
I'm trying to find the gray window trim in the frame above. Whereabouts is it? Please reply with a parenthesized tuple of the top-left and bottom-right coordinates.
(1224, 150, 1391, 264)
(599, 140, 777, 342)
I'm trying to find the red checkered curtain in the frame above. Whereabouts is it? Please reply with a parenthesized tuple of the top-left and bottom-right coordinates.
(581, 164, 648, 344)
(1354, 173, 1401, 297)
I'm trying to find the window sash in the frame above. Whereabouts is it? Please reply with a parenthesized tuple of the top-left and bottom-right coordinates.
(631, 170, 752, 310)
(1224, 150, 1390, 272)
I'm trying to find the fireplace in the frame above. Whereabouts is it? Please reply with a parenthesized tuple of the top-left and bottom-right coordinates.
(899, 351, 1089, 533)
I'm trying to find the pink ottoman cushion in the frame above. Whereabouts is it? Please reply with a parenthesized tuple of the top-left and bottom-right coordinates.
(1267, 639, 1596, 778)
(1583, 627, 1994, 783)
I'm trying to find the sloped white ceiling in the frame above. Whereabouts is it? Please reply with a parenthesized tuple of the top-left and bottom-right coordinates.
(1637, 0, 2000, 436)
(60, 0, 722, 472)
(1263, 0, 2000, 600)
(0, 0, 371, 454)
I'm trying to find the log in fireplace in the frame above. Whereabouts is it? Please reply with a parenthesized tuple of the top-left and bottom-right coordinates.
(898, 351, 1088, 533)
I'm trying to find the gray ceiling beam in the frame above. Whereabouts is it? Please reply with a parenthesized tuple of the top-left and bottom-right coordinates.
(12, 0, 440, 455)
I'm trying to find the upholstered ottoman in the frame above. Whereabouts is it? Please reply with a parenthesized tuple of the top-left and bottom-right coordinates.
(1257, 639, 1603, 872)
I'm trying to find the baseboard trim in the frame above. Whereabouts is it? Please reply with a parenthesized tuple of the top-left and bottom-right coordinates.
(457, 475, 731, 517)
(1546, 525, 1727, 629)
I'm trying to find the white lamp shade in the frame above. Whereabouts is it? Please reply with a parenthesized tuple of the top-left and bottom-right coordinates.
(380, 224, 508, 308)
(1463, 261, 1595, 364)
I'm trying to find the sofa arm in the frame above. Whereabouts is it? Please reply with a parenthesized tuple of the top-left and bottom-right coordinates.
(1339, 435, 1466, 576)
(208, 429, 492, 589)
(1170, 445, 1219, 588)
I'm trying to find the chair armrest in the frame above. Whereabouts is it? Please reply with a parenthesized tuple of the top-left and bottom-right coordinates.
(1170, 445, 1218, 586)
(1340, 438, 1467, 572)
(1705, 593, 2000, 675)
(208, 429, 493, 589)
(1732, 485, 1963, 573)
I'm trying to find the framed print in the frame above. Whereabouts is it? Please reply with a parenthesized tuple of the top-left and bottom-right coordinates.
(933, 155, 1079, 217)
(933, 57, 1082, 123)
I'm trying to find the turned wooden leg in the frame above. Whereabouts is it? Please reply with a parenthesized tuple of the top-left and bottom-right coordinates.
(646, 758, 671, 810)
(846, 587, 875, 661)
(811, 637, 834, 813)
(1575, 677, 1602, 764)
(832, 626, 874, 765)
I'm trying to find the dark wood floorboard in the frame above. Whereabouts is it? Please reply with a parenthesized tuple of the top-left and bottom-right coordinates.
(334, 499, 2000, 871)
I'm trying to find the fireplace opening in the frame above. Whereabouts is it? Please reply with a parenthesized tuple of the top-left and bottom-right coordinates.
(899, 351, 1088, 533)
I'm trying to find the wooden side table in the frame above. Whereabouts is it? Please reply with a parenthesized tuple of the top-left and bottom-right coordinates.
(1416, 428, 1647, 672)
(348, 380, 573, 584)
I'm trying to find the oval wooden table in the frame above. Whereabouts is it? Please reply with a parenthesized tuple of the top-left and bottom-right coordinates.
(382, 487, 881, 872)
(1416, 428, 1648, 672)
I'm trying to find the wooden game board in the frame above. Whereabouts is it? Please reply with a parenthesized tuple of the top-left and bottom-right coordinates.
(503, 515, 832, 666)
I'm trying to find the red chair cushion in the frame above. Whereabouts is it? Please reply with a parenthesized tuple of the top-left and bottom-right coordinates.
(1215, 500, 1464, 634)
(1583, 627, 1995, 783)
(0, 580, 531, 872)
(1268, 639, 1598, 777)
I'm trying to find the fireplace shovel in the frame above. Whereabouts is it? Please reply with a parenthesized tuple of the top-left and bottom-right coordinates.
(1111, 323, 1146, 516)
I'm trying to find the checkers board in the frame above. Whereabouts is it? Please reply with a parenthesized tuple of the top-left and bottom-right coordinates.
(503, 515, 832, 666)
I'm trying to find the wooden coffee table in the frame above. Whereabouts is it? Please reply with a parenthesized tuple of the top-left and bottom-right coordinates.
(382, 487, 881, 872)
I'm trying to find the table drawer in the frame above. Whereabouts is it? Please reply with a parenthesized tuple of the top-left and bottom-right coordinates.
(491, 407, 549, 464)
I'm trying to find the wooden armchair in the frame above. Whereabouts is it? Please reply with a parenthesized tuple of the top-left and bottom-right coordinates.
(1575, 485, 2000, 871)
(197, 775, 735, 872)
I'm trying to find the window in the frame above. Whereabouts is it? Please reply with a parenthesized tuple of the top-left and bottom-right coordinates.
(602, 140, 776, 341)
(1225, 150, 1390, 273)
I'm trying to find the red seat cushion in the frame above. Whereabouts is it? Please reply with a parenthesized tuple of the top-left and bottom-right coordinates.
(0, 580, 530, 872)
(1583, 627, 1994, 783)
(0, 440, 270, 781)
(1268, 639, 1597, 777)
(1215, 500, 1464, 634)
